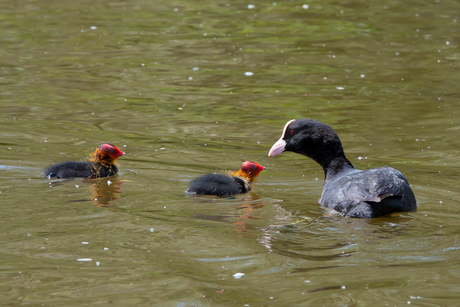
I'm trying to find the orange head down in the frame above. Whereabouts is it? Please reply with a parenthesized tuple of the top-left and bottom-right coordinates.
(233, 161, 265, 182)
(90, 143, 125, 164)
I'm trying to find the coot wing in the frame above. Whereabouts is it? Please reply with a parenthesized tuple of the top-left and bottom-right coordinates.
(320, 167, 416, 218)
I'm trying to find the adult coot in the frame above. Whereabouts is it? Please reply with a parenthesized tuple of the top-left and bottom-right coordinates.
(187, 161, 265, 197)
(45, 143, 125, 179)
(268, 119, 416, 218)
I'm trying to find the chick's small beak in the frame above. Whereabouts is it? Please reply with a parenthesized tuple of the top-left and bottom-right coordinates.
(114, 150, 125, 158)
(268, 138, 286, 157)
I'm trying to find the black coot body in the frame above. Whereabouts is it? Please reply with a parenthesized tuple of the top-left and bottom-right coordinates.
(268, 119, 417, 218)
(187, 174, 248, 197)
(45, 143, 124, 179)
(186, 161, 265, 197)
(45, 161, 118, 179)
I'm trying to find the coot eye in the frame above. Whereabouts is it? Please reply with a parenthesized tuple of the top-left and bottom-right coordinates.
(290, 130, 294, 134)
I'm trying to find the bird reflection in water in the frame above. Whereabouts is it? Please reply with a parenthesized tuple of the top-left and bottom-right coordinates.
(48, 177, 124, 207)
(191, 193, 267, 238)
(232, 195, 266, 238)
(88, 177, 123, 207)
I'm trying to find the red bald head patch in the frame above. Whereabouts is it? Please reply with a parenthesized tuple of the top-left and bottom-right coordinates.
(241, 161, 265, 176)
(98, 143, 125, 159)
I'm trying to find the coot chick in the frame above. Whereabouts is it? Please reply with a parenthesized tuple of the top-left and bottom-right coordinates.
(268, 119, 416, 218)
(187, 161, 265, 197)
(45, 143, 125, 179)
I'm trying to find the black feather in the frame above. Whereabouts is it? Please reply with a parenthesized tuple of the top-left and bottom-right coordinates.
(45, 161, 118, 179)
(187, 174, 249, 197)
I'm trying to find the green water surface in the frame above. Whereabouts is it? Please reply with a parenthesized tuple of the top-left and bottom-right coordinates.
(1, 0, 459, 306)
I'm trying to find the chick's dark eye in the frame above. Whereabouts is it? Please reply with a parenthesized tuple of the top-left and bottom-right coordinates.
(290, 130, 294, 135)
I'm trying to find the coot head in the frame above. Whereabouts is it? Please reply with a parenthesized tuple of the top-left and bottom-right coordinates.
(241, 161, 265, 177)
(99, 143, 125, 158)
(93, 143, 125, 163)
(268, 119, 353, 175)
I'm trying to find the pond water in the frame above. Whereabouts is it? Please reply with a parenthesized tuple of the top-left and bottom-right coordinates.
(1, 0, 459, 305)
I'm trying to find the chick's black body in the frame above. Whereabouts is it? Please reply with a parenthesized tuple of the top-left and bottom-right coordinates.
(269, 119, 417, 218)
(45, 143, 124, 179)
(45, 161, 118, 179)
(187, 161, 265, 197)
(187, 174, 249, 197)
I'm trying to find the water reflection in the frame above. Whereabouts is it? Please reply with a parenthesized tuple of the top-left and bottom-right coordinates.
(2, 0, 460, 304)
(190, 193, 266, 237)
(256, 203, 416, 266)
(47, 177, 123, 207)
(89, 177, 123, 207)
(233, 198, 266, 238)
